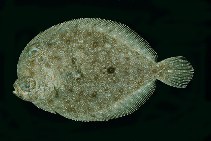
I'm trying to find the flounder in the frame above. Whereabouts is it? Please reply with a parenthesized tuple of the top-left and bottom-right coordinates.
(13, 18, 194, 121)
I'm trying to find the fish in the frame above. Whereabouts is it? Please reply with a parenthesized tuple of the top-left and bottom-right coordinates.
(13, 18, 194, 122)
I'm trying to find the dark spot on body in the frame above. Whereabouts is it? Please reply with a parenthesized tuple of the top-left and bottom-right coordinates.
(47, 41, 54, 47)
(107, 66, 116, 74)
(90, 91, 97, 98)
(118, 88, 124, 94)
(66, 86, 73, 93)
(125, 56, 130, 61)
(114, 94, 122, 102)
(75, 91, 84, 102)
(72, 57, 77, 64)
(54, 87, 59, 98)
(64, 39, 72, 44)
(37, 56, 44, 62)
(92, 41, 99, 48)
(93, 75, 99, 81)
(47, 99, 54, 105)
(151, 66, 158, 74)
(66, 106, 76, 113)
(29, 59, 36, 67)
(59, 32, 72, 44)
(45, 62, 51, 68)
(90, 113, 96, 118)
(51, 55, 61, 61)
(76, 77, 81, 81)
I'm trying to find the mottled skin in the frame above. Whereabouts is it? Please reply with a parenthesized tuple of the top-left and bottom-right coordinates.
(15, 18, 197, 122)
(13, 20, 158, 121)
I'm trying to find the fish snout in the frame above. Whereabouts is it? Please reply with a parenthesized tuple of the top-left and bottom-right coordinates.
(13, 77, 37, 100)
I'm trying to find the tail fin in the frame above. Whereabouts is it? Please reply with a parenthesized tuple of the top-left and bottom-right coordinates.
(156, 56, 194, 88)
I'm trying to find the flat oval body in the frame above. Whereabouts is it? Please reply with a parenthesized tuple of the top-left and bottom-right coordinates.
(13, 18, 158, 121)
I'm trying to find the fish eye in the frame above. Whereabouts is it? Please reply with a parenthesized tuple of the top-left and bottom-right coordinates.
(28, 47, 39, 58)
(20, 82, 30, 92)
(19, 77, 36, 92)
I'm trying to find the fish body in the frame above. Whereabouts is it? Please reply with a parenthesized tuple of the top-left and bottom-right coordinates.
(13, 18, 194, 121)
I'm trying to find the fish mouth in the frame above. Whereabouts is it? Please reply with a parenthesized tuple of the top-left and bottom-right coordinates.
(13, 90, 17, 95)
(13, 81, 19, 95)
(13, 80, 30, 100)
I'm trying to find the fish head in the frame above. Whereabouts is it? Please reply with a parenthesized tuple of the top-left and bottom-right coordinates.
(13, 41, 59, 103)
(13, 76, 37, 102)
(13, 46, 40, 102)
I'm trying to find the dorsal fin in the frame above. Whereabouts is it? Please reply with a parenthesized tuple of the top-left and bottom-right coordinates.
(103, 21, 158, 61)
(52, 18, 158, 61)
(74, 18, 157, 61)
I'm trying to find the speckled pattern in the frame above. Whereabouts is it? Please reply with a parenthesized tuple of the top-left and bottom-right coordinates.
(13, 18, 193, 121)
(1, 0, 210, 140)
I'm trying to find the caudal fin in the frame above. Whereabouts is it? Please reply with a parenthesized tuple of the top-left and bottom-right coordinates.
(156, 56, 194, 88)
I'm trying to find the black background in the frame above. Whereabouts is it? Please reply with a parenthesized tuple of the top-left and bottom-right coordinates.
(0, 0, 210, 141)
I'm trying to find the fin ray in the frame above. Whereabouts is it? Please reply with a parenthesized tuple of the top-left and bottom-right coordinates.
(97, 81, 156, 121)
(157, 56, 194, 88)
